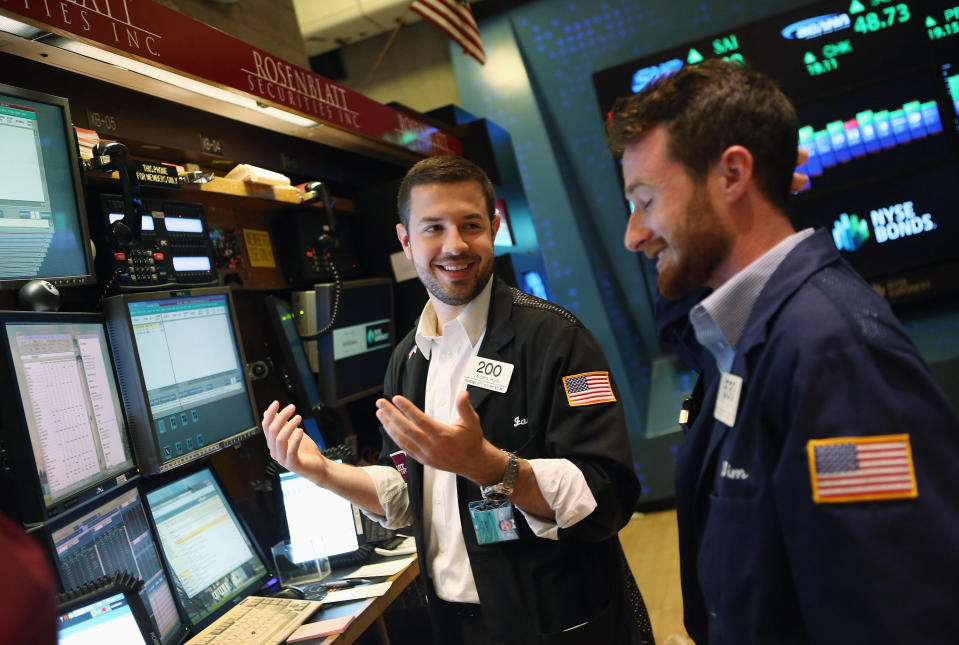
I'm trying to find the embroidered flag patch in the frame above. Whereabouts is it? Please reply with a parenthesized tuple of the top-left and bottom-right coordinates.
(562, 371, 616, 407)
(407, 345, 417, 360)
(807, 434, 918, 504)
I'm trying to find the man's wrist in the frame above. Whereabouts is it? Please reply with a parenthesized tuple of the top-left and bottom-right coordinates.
(470, 442, 510, 487)
(480, 450, 518, 501)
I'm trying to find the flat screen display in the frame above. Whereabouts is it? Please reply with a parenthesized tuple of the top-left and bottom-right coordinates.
(0, 83, 94, 289)
(49, 486, 184, 645)
(0, 313, 136, 521)
(145, 468, 267, 629)
(104, 288, 259, 473)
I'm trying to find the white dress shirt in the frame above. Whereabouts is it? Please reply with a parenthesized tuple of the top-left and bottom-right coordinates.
(361, 278, 597, 603)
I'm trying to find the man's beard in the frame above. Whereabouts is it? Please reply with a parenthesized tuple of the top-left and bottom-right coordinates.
(657, 187, 733, 299)
(416, 253, 495, 306)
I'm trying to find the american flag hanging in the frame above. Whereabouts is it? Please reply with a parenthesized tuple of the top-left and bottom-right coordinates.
(562, 372, 616, 407)
(807, 434, 918, 503)
(410, 0, 486, 65)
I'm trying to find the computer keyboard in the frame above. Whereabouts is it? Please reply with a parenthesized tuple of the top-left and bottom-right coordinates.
(186, 596, 323, 645)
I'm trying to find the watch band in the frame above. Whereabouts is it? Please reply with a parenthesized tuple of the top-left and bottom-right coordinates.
(480, 451, 519, 501)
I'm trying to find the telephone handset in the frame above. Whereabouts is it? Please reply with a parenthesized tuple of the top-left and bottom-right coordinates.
(91, 142, 217, 292)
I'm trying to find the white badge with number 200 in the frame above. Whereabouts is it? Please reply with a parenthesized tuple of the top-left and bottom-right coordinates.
(465, 356, 514, 393)
(714, 372, 743, 427)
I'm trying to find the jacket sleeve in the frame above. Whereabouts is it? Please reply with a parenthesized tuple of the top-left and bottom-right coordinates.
(773, 329, 959, 642)
(530, 321, 640, 543)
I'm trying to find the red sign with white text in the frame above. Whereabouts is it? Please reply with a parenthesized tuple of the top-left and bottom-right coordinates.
(0, 0, 460, 156)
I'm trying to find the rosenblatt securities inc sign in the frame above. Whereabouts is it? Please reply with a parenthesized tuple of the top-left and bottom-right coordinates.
(0, 0, 460, 156)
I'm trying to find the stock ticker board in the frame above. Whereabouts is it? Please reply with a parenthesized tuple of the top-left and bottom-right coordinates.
(593, 0, 959, 301)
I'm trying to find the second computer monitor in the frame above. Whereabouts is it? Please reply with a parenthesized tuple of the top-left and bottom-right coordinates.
(144, 467, 269, 630)
(103, 287, 259, 474)
(0, 312, 137, 523)
(48, 484, 185, 645)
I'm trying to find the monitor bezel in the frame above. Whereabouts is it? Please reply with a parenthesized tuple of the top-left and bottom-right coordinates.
(141, 463, 275, 633)
(0, 310, 139, 524)
(102, 286, 260, 475)
(0, 82, 96, 291)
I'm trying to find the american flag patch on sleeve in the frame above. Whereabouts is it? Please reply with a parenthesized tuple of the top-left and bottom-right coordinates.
(562, 371, 616, 407)
(806, 434, 918, 504)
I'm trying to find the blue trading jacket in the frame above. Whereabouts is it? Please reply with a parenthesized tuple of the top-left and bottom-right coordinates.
(668, 229, 959, 644)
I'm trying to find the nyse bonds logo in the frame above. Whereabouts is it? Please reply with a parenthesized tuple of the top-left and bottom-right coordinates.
(832, 213, 870, 251)
(870, 201, 936, 243)
(781, 13, 851, 40)
(832, 201, 937, 252)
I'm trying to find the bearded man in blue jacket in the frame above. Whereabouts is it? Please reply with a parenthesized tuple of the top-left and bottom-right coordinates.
(607, 59, 959, 644)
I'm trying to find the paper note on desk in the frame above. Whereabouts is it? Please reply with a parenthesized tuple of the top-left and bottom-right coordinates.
(286, 615, 355, 642)
(343, 556, 415, 579)
(323, 582, 392, 603)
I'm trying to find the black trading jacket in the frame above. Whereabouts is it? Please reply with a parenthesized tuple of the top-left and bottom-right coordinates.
(379, 277, 651, 645)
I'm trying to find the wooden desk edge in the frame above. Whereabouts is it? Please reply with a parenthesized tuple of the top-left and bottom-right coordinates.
(318, 555, 420, 644)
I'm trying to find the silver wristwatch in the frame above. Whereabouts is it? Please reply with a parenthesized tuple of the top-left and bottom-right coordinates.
(480, 451, 519, 501)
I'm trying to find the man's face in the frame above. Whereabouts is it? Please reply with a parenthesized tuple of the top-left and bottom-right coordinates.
(397, 180, 499, 308)
(621, 125, 734, 298)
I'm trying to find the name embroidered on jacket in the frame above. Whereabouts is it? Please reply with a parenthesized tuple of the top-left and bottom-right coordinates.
(720, 460, 749, 480)
(513, 416, 528, 427)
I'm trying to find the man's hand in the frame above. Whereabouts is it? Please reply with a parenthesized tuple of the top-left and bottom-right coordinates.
(262, 401, 328, 481)
(375, 391, 505, 485)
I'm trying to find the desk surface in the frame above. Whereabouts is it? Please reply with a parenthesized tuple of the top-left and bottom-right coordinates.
(310, 554, 420, 645)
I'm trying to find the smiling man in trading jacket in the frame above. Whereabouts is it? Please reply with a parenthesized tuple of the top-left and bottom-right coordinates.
(263, 155, 650, 645)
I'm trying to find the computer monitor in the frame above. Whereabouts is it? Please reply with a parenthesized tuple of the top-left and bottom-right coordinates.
(57, 590, 149, 645)
(48, 484, 186, 645)
(102, 287, 259, 474)
(291, 278, 395, 407)
(263, 295, 327, 450)
(0, 312, 137, 523)
(144, 467, 270, 631)
(0, 83, 95, 290)
(277, 470, 362, 563)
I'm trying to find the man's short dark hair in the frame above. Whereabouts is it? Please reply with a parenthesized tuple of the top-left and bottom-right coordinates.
(397, 155, 496, 229)
(606, 60, 799, 210)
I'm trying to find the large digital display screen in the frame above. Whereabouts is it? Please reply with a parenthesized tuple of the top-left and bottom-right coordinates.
(593, 0, 959, 302)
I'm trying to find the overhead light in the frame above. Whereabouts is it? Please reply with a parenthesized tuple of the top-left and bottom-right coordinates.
(55, 39, 321, 127)
(256, 102, 322, 128)
(0, 15, 44, 38)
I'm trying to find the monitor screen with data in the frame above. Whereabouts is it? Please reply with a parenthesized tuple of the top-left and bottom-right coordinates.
(103, 287, 259, 474)
(144, 467, 268, 629)
(0, 82, 94, 290)
(57, 591, 148, 645)
(0, 312, 137, 523)
(592, 0, 959, 302)
(49, 485, 184, 645)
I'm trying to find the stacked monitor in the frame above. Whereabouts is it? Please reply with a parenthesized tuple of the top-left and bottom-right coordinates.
(47, 484, 186, 644)
(0, 312, 138, 523)
(0, 79, 401, 641)
(143, 467, 270, 631)
(592, 0, 959, 303)
(102, 287, 259, 474)
(0, 83, 95, 290)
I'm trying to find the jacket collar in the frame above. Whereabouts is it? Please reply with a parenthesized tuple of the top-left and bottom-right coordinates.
(468, 277, 516, 412)
(735, 228, 840, 361)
